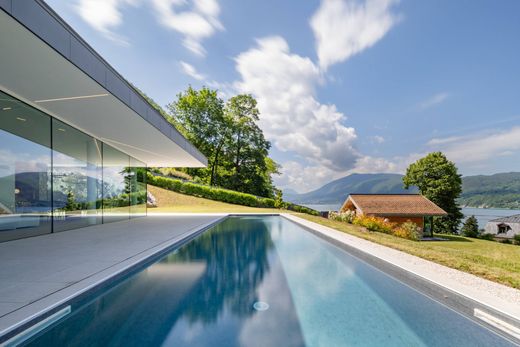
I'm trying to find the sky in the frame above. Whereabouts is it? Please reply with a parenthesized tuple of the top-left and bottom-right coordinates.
(46, 0, 520, 193)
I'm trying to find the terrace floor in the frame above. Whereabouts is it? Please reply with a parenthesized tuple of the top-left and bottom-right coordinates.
(0, 214, 226, 338)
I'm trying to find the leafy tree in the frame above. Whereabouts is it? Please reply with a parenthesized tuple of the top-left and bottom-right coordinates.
(168, 86, 230, 186)
(403, 152, 463, 233)
(168, 87, 279, 197)
(461, 215, 479, 238)
(222, 95, 277, 197)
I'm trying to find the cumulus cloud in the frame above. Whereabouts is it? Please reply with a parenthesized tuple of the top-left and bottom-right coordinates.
(429, 127, 520, 164)
(234, 37, 359, 173)
(179, 61, 206, 80)
(151, 0, 223, 56)
(418, 92, 450, 110)
(75, 0, 139, 45)
(311, 0, 401, 70)
(75, 0, 222, 54)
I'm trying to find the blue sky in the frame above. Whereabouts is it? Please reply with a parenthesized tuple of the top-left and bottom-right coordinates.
(46, 0, 520, 193)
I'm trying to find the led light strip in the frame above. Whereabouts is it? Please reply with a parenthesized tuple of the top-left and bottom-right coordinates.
(2, 306, 71, 347)
(34, 93, 109, 103)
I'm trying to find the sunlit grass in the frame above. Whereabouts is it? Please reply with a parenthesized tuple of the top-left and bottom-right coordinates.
(297, 214, 520, 289)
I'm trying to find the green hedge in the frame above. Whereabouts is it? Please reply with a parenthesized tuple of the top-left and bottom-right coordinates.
(146, 173, 319, 215)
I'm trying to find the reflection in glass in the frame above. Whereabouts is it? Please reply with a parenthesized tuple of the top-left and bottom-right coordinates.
(0, 91, 52, 241)
(52, 119, 102, 232)
(129, 157, 146, 218)
(102, 144, 130, 222)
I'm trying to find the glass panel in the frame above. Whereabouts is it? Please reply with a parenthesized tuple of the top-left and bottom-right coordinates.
(129, 157, 146, 218)
(102, 144, 130, 223)
(52, 119, 102, 232)
(0, 91, 52, 241)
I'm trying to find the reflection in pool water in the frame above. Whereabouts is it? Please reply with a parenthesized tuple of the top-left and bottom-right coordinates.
(26, 217, 515, 347)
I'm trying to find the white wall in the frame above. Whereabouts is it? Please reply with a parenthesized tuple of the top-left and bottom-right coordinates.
(484, 222, 520, 239)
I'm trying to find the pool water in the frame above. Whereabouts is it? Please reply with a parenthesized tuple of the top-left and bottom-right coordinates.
(25, 216, 515, 346)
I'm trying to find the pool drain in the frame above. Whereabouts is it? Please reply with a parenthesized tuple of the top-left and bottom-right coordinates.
(253, 301, 269, 311)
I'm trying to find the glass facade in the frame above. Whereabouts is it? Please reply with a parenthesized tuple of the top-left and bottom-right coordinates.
(0, 90, 147, 242)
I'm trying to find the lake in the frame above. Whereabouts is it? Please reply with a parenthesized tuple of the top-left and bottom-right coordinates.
(303, 204, 520, 230)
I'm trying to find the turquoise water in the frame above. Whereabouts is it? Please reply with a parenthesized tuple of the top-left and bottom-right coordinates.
(25, 216, 514, 346)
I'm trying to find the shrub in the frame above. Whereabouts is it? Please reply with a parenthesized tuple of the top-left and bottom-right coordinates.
(329, 210, 356, 223)
(394, 221, 421, 241)
(479, 233, 496, 241)
(144, 172, 317, 214)
(159, 168, 193, 181)
(353, 215, 395, 234)
(514, 234, 520, 246)
(501, 239, 513, 244)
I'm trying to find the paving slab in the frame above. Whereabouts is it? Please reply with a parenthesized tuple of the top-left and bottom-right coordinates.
(0, 214, 225, 337)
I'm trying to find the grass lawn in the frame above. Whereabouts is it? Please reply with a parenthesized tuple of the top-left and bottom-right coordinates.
(147, 184, 520, 289)
(297, 214, 520, 289)
(147, 185, 282, 213)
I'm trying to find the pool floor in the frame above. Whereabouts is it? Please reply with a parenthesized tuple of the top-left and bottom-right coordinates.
(22, 216, 517, 347)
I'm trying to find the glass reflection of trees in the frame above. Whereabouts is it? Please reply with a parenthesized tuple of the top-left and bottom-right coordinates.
(166, 217, 274, 323)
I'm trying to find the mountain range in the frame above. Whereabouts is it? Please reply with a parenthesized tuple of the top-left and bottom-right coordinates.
(284, 172, 520, 209)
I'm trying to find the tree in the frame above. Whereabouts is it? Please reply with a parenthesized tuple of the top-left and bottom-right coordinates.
(168, 86, 230, 186)
(403, 152, 463, 233)
(222, 95, 276, 197)
(168, 87, 279, 198)
(461, 215, 479, 238)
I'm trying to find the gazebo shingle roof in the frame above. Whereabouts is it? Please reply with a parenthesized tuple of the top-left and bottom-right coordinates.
(343, 194, 447, 216)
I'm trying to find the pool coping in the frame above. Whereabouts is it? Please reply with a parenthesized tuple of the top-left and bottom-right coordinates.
(0, 215, 228, 343)
(281, 213, 520, 344)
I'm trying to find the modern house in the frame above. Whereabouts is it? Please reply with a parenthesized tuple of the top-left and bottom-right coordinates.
(484, 214, 520, 240)
(0, 1, 206, 242)
(340, 194, 447, 236)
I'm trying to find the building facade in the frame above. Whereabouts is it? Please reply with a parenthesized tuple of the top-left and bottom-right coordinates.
(0, 1, 206, 242)
(484, 214, 520, 240)
(340, 194, 447, 236)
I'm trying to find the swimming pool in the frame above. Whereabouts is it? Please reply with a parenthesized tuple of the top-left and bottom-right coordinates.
(21, 216, 517, 346)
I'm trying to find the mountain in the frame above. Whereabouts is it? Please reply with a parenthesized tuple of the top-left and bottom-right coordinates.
(284, 173, 417, 205)
(285, 172, 520, 209)
(460, 172, 520, 209)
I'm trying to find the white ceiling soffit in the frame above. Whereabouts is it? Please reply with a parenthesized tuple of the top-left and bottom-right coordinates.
(0, 9, 205, 167)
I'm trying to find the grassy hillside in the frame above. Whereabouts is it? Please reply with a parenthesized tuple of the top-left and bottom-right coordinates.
(148, 185, 282, 213)
(460, 172, 520, 209)
(299, 214, 520, 289)
(285, 173, 417, 204)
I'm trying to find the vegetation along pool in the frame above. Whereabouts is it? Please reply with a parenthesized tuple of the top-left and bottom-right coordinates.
(23, 216, 516, 346)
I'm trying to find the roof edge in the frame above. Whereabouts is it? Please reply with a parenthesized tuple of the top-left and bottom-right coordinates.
(1, 0, 207, 166)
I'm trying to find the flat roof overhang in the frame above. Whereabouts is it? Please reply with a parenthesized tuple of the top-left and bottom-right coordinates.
(0, 1, 207, 167)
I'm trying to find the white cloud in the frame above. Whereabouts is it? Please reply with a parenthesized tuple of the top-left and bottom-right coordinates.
(418, 92, 449, 110)
(372, 135, 385, 144)
(75, 0, 138, 45)
(179, 61, 206, 80)
(151, 0, 223, 56)
(235, 37, 359, 174)
(429, 127, 520, 164)
(311, 0, 401, 70)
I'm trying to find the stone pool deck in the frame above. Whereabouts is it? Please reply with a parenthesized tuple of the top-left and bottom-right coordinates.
(0, 214, 226, 338)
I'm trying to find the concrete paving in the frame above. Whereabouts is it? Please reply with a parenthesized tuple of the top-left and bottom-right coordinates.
(0, 214, 225, 337)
